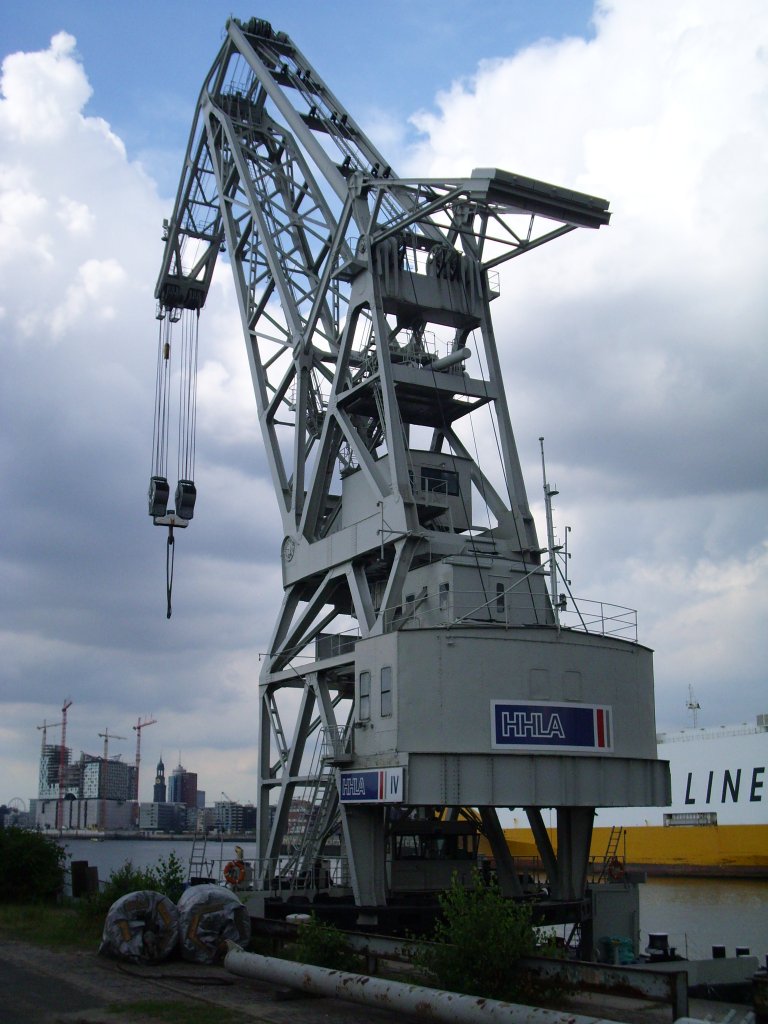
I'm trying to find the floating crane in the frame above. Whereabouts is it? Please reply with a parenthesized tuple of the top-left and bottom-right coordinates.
(152, 17, 669, 944)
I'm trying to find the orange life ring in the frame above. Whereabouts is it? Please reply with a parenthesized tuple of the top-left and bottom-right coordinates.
(223, 860, 246, 886)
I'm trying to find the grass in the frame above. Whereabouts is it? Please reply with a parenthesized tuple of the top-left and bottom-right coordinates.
(0, 903, 251, 1024)
(0, 902, 102, 949)
(106, 1001, 244, 1023)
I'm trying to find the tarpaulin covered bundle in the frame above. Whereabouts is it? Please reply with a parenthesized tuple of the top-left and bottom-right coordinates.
(99, 890, 179, 963)
(177, 883, 251, 963)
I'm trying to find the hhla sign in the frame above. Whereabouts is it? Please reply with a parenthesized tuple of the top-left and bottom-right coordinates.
(338, 767, 405, 803)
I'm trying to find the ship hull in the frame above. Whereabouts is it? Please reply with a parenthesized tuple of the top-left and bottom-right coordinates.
(494, 823, 768, 878)
(497, 716, 768, 877)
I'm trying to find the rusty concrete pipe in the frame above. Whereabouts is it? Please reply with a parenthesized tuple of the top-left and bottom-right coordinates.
(224, 944, 627, 1024)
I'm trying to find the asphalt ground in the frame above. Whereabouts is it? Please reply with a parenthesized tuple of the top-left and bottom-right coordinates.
(0, 935, 758, 1024)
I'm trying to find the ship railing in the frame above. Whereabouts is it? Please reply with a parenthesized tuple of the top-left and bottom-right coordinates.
(205, 853, 351, 894)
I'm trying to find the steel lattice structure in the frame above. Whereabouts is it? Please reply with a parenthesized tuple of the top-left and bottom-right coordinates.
(153, 18, 668, 932)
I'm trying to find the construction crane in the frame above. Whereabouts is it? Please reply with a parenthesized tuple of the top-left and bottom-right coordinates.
(97, 728, 126, 831)
(98, 728, 126, 761)
(152, 18, 669, 942)
(36, 717, 63, 812)
(36, 717, 62, 757)
(57, 699, 72, 831)
(132, 716, 157, 824)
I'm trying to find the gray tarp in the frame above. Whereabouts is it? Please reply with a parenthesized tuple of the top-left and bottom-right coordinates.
(99, 890, 179, 963)
(177, 883, 251, 963)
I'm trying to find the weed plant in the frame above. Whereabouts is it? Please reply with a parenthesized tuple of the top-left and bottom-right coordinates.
(415, 869, 557, 1002)
(289, 913, 361, 972)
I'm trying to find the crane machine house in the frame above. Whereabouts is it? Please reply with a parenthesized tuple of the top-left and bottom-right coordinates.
(149, 17, 670, 943)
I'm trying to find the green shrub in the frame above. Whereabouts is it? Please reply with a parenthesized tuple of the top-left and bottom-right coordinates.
(0, 828, 65, 904)
(291, 913, 360, 972)
(150, 852, 185, 904)
(416, 870, 553, 1002)
(78, 852, 186, 924)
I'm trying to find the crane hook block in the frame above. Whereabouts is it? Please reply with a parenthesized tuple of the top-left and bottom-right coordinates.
(148, 476, 170, 518)
(174, 479, 197, 520)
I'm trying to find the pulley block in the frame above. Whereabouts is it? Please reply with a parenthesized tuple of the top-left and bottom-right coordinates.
(174, 479, 197, 520)
(148, 476, 170, 518)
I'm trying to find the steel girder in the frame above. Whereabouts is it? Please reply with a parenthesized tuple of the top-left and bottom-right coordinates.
(154, 17, 612, 904)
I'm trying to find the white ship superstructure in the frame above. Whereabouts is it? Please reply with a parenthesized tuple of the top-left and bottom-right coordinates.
(605, 714, 767, 828)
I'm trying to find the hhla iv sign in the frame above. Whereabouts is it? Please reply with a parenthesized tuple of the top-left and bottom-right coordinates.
(338, 767, 405, 803)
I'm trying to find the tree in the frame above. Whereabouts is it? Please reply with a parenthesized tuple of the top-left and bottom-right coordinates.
(0, 827, 65, 903)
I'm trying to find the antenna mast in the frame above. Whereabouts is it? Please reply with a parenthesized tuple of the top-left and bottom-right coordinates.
(686, 686, 701, 728)
(539, 437, 562, 627)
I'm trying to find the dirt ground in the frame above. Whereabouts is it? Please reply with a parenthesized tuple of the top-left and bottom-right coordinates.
(0, 936, 410, 1024)
(0, 934, 758, 1024)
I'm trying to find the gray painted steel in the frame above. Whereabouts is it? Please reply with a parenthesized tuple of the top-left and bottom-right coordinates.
(154, 16, 670, 920)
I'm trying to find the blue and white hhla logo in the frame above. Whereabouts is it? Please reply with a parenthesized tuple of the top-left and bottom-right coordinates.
(491, 700, 613, 753)
(338, 767, 405, 803)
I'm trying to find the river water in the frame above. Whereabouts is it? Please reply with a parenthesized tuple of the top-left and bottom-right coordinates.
(58, 837, 768, 960)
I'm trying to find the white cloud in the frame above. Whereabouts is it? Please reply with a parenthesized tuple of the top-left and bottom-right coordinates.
(404, 0, 768, 728)
(0, 32, 91, 142)
(57, 196, 94, 235)
(0, 32, 274, 803)
(1, 2, 766, 807)
(50, 257, 127, 336)
(0, 181, 52, 266)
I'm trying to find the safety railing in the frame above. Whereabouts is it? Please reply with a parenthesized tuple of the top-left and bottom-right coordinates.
(321, 724, 352, 762)
(558, 598, 637, 642)
(213, 854, 350, 894)
(310, 589, 637, 654)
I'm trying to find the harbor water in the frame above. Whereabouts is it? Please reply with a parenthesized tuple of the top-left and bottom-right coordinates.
(58, 837, 768, 960)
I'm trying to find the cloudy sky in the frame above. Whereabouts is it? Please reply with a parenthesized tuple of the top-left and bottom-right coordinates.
(2, 0, 766, 808)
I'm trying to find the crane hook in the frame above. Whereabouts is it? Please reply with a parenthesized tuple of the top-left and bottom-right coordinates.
(166, 523, 175, 619)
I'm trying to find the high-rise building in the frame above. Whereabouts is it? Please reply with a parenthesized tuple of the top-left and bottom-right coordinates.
(153, 756, 166, 803)
(167, 763, 197, 809)
(38, 744, 74, 800)
(81, 756, 136, 800)
(139, 802, 185, 832)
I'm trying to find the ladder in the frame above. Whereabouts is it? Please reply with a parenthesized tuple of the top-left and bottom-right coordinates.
(187, 825, 213, 883)
(597, 826, 626, 883)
